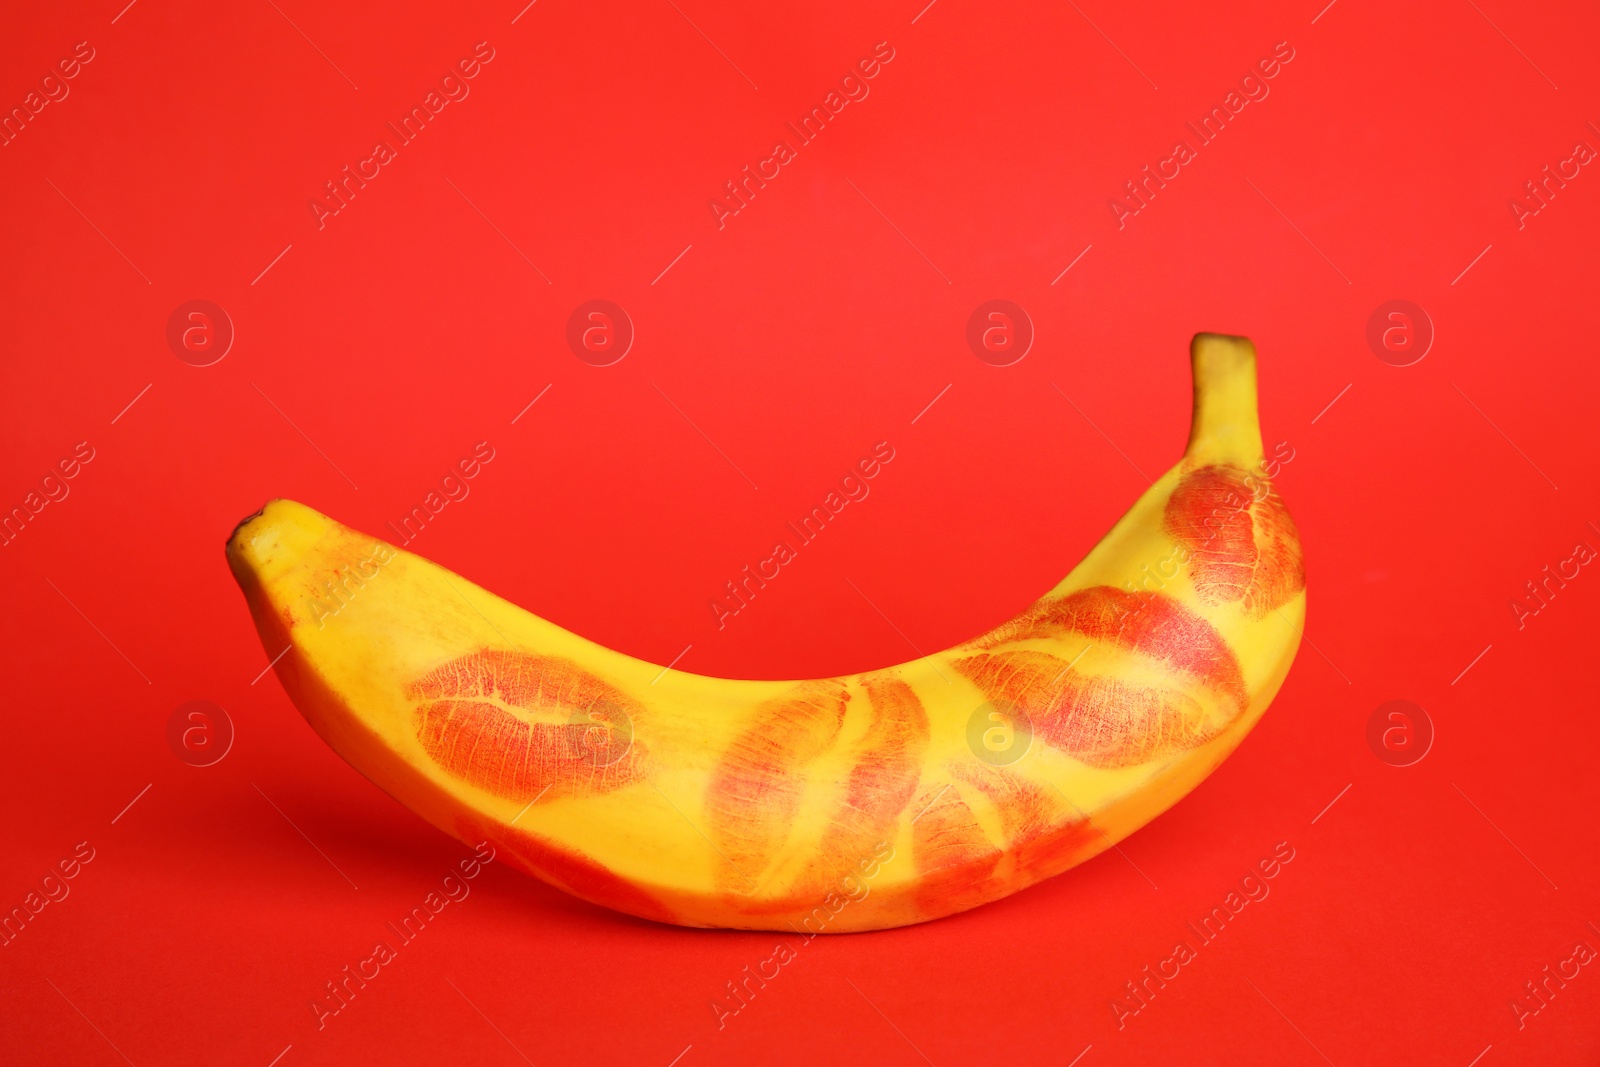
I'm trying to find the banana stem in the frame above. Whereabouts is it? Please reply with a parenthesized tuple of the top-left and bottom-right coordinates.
(1185, 332, 1265, 468)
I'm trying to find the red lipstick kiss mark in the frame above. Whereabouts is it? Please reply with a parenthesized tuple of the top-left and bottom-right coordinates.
(949, 762, 1059, 843)
(704, 681, 850, 892)
(910, 781, 1004, 917)
(951, 762, 1103, 890)
(750, 673, 928, 912)
(1164, 464, 1305, 617)
(969, 586, 1247, 698)
(408, 650, 647, 802)
(955, 651, 1220, 768)
(844, 674, 930, 829)
(955, 588, 1248, 767)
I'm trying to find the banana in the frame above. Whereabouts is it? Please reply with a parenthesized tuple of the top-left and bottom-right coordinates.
(227, 333, 1304, 932)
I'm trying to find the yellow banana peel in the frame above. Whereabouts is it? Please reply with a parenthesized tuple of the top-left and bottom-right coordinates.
(227, 332, 1304, 932)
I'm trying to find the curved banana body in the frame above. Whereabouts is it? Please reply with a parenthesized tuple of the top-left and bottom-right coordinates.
(227, 333, 1304, 932)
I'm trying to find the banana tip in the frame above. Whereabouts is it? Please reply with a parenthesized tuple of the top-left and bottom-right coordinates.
(1190, 332, 1259, 383)
(225, 499, 332, 586)
(227, 503, 274, 549)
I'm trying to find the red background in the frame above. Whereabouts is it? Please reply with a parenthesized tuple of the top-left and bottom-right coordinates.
(2, 0, 1597, 1064)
